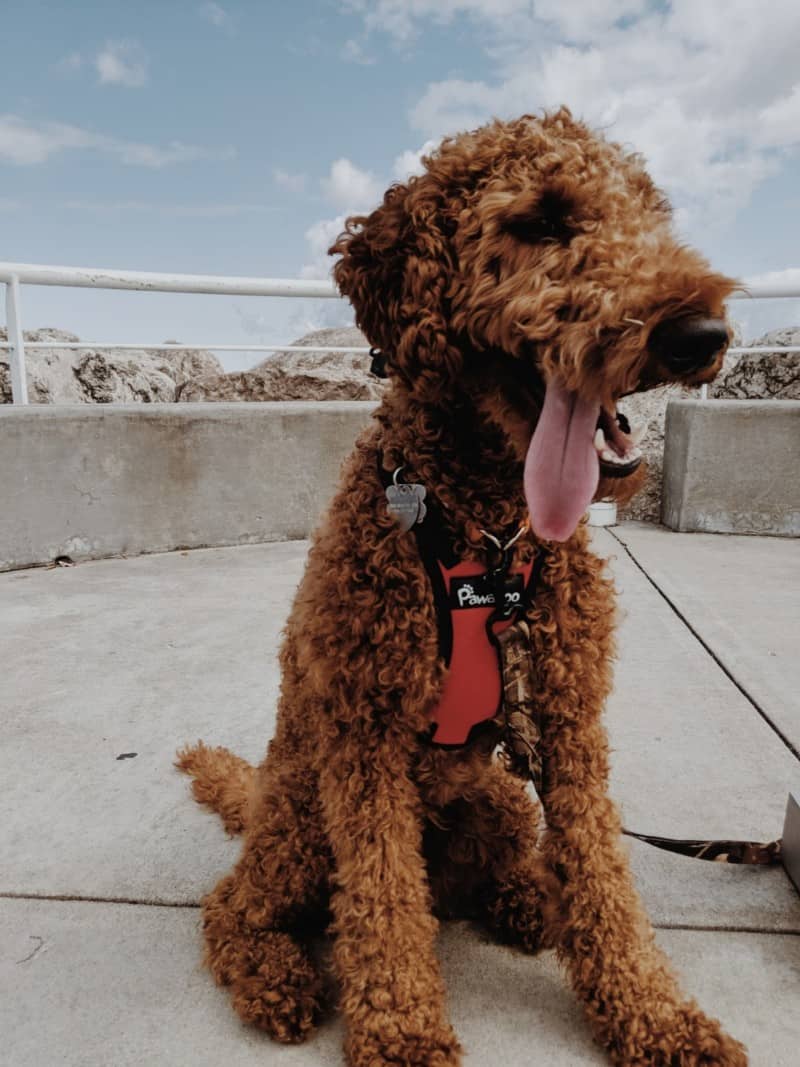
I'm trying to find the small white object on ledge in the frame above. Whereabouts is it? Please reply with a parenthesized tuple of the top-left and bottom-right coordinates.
(588, 500, 617, 527)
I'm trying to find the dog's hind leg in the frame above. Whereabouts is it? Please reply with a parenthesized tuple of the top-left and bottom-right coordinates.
(470, 770, 559, 954)
(200, 737, 333, 1044)
(421, 752, 557, 953)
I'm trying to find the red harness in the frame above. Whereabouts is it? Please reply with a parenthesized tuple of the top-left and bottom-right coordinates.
(379, 459, 543, 747)
(428, 556, 537, 744)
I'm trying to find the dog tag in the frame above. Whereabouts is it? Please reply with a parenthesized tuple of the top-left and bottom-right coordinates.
(385, 481, 427, 532)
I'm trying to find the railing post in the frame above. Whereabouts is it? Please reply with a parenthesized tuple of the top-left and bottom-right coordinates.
(5, 275, 28, 404)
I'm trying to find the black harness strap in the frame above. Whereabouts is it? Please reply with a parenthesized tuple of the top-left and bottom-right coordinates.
(378, 457, 457, 662)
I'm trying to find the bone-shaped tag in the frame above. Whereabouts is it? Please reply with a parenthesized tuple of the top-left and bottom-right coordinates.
(385, 482, 427, 532)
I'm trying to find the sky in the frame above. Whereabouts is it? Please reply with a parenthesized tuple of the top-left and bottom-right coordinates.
(2, 0, 799, 370)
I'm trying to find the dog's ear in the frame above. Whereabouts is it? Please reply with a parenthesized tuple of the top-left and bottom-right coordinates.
(330, 177, 462, 398)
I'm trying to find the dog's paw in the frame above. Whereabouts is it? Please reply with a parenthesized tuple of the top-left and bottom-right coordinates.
(611, 1005, 747, 1066)
(482, 882, 547, 955)
(661, 1010, 747, 1067)
(230, 972, 322, 1043)
(224, 930, 324, 1043)
(346, 1022, 462, 1066)
(478, 856, 562, 955)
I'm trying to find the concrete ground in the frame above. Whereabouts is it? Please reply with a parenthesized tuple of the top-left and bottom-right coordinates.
(1, 524, 798, 1066)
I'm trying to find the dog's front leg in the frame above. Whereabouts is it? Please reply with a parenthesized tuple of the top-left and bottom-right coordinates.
(540, 715, 747, 1065)
(533, 558, 747, 1065)
(317, 725, 461, 1067)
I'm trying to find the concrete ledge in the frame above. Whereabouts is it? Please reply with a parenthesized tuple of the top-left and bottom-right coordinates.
(662, 399, 800, 535)
(0, 403, 375, 570)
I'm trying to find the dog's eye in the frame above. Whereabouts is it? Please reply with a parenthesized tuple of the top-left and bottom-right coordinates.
(503, 190, 574, 245)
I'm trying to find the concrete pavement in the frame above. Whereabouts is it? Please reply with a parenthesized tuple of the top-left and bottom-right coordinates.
(610, 522, 800, 753)
(1, 526, 798, 1065)
(3, 899, 797, 1067)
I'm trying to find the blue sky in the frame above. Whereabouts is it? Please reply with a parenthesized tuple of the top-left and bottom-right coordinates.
(2, 0, 799, 369)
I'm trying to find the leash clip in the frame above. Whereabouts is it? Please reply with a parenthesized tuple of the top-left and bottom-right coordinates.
(481, 521, 529, 624)
(369, 347, 389, 379)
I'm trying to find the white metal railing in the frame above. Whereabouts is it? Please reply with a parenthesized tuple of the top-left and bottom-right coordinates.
(0, 261, 346, 405)
(1, 260, 799, 405)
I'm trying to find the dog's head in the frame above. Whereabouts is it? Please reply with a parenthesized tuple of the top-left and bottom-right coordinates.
(331, 108, 736, 541)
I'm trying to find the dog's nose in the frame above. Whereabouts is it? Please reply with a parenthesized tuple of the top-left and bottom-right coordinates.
(649, 316, 729, 373)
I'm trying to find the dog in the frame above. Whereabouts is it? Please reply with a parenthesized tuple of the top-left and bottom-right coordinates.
(177, 108, 745, 1065)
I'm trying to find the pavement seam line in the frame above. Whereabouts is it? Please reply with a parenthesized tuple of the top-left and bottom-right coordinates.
(0, 891, 198, 910)
(652, 921, 800, 936)
(2, 892, 799, 936)
(608, 528, 800, 762)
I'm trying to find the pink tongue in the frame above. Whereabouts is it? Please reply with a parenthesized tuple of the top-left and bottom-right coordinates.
(524, 378, 600, 541)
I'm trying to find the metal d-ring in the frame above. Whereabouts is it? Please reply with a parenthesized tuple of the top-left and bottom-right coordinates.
(480, 519, 529, 553)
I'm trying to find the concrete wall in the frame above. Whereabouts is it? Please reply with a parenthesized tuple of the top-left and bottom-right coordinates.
(662, 399, 800, 535)
(0, 403, 376, 570)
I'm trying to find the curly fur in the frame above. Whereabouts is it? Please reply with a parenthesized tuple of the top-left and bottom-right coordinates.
(177, 109, 745, 1065)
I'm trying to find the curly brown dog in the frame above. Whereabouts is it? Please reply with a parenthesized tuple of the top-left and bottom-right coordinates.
(177, 109, 745, 1065)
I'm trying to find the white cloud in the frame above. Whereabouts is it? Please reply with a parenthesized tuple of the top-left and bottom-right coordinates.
(321, 158, 383, 214)
(525, 0, 649, 43)
(200, 2, 232, 31)
(346, 0, 800, 233)
(95, 41, 148, 87)
(755, 86, 800, 150)
(743, 267, 800, 295)
(301, 215, 347, 280)
(114, 140, 213, 167)
(273, 167, 308, 193)
(300, 143, 444, 281)
(0, 115, 230, 168)
(300, 142, 432, 280)
(0, 116, 95, 164)
(392, 139, 437, 180)
(341, 38, 376, 65)
(342, 0, 534, 43)
(298, 159, 385, 279)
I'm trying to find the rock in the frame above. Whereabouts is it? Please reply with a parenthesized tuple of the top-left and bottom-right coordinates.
(711, 327, 800, 400)
(617, 326, 800, 521)
(0, 329, 223, 404)
(179, 326, 384, 402)
(617, 384, 696, 523)
(1, 328, 82, 404)
(74, 353, 176, 403)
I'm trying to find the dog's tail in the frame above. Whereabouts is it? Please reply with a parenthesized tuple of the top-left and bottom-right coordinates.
(175, 741, 256, 836)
